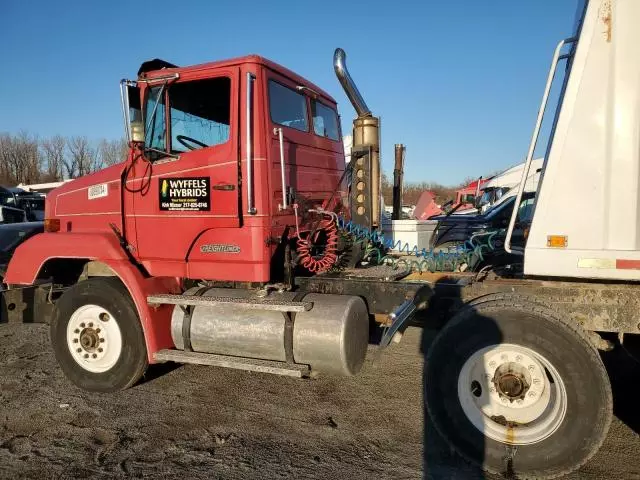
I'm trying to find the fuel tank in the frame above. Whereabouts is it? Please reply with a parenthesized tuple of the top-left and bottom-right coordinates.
(171, 288, 369, 376)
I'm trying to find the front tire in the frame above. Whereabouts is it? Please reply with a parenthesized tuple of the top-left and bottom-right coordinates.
(51, 277, 148, 392)
(425, 294, 612, 479)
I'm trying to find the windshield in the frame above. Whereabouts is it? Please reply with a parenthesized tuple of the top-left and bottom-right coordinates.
(479, 187, 508, 208)
(478, 191, 492, 206)
(483, 199, 512, 219)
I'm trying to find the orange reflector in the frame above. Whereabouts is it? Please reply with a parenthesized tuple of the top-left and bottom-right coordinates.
(546, 235, 567, 248)
(44, 218, 60, 232)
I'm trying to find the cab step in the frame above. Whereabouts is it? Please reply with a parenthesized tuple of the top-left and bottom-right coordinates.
(147, 293, 313, 312)
(153, 349, 311, 378)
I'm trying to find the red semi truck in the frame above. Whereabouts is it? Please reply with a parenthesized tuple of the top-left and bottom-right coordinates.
(3, 1, 639, 478)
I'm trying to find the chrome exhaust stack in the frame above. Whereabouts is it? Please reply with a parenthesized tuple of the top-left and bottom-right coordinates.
(334, 48, 381, 228)
(333, 48, 372, 118)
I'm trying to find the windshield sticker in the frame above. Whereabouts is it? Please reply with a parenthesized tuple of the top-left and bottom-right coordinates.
(88, 183, 108, 200)
(159, 177, 210, 211)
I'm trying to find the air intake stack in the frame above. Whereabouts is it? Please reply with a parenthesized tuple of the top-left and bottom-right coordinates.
(334, 48, 381, 228)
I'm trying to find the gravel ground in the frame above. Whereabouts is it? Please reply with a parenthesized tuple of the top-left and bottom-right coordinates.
(0, 324, 638, 479)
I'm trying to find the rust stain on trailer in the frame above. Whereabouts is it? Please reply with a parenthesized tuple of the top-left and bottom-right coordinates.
(600, 0, 612, 43)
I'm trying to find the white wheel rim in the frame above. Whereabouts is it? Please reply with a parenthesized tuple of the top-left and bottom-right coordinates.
(66, 305, 122, 374)
(457, 343, 567, 445)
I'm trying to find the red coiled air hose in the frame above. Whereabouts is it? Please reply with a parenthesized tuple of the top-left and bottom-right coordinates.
(296, 217, 339, 273)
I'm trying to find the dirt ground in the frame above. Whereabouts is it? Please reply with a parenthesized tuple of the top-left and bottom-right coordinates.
(0, 324, 638, 480)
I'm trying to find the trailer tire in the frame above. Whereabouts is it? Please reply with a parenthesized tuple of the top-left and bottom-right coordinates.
(51, 277, 148, 392)
(425, 294, 612, 479)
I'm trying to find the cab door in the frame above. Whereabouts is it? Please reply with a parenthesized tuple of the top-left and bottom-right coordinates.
(266, 74, 311, 218)
(129, 68, 240, 273)
(266, 72, 345, 226)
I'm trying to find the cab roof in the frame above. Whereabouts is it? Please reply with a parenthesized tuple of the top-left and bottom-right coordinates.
(138, 55, 337, 105)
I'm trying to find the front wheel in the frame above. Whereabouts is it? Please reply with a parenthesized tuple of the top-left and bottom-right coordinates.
(51, 277, 148, 392)
(425, 294, 612, 479)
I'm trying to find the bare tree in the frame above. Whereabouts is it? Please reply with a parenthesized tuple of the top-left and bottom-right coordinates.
(0, 133, 13, 185)
(97, 138, 127, 168)
(41, 135, 66, 181)
(1, 133, 130, 183)
(0, 131, 41, 185)
(381, 171, 468, 206)
(66, 136, 97, 178)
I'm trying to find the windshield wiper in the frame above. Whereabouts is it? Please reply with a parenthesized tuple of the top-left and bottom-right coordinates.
(144, 147, 179, 159)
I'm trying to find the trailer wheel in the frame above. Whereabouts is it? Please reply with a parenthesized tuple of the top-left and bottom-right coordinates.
(425, 294, 612, 479)
(51, 277, 148, 392)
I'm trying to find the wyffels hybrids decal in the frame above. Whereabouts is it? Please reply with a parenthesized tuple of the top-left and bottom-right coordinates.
(159, 177, 210, 211)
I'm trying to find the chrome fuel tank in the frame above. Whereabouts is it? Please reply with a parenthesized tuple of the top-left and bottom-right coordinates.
(171, 288, 369, 376)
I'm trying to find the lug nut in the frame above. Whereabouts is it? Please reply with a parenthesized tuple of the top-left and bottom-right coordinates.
(80, 323, 85, 328)
(98, 348, 103, 353)
(88, 322, 93, 328)
(73, 339, 78, 343)
(84, 354, 89, 359)
(92, 354, 97, 359)
(99, 338, 105, 343)
(95, 328, 100, 334)
(76, 348, 82, 353)
(74, 329, 80, 334)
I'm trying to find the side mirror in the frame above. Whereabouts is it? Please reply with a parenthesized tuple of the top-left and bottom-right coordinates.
(120, 80, 142, 144)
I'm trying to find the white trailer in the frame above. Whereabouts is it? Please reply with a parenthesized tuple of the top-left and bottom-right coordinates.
(422, 1, 639, 477)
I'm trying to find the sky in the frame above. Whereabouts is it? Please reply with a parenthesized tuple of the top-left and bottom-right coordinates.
(0, 0, 581, 186)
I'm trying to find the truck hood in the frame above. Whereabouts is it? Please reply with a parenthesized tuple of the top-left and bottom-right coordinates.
(46, 164, 124, 219)
(429, 213, 487, 225)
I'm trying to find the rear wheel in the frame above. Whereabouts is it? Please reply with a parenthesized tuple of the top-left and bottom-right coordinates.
(51, 277, 148, 392)
(425, 294, 612, 479)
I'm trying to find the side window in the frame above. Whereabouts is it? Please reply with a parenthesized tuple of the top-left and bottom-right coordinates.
(311, 100, 340, 141)
(144, 86, 167, 153)
(0, 190, 14, 206)
(170, 77, 231, 153)
(269, 81, 308, 132)
(517, 198, 536, 222)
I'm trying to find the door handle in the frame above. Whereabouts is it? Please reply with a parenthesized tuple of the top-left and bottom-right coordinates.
(212, 184, 235, 191)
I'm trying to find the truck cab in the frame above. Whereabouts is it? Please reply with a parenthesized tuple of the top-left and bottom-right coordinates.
(33, 56, 346, 284)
